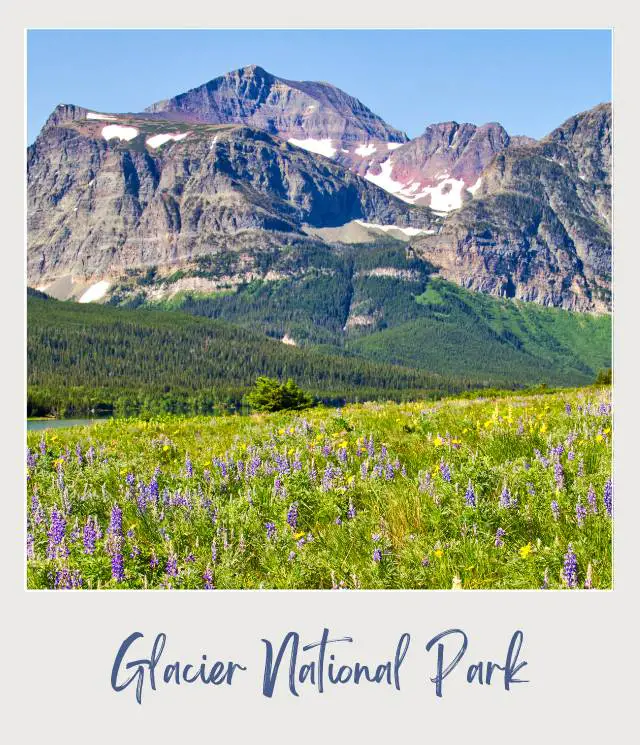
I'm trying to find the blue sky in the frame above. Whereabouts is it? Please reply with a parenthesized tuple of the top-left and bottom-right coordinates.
(27, 30, 611, 144)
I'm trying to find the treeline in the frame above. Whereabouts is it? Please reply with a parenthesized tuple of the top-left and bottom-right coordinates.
(27, 293, 487, 417)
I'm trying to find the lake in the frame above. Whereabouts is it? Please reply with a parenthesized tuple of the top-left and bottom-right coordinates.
(27, 418, 111, 432)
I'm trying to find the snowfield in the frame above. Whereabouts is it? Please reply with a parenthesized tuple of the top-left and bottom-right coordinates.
(87, 112, 117, 121)
(288, 138, 337, 158)
(102, 125, 139, 142)
(355, 220, 436, 237)
(146, 132, 190, 149)
(355, 143, 377, 156)
(78, 280, 111, 303)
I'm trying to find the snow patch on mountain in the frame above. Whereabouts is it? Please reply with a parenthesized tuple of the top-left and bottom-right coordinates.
(102, 125, 138, 142)
(387, 143, 403, 150)
(78, 280, 111, 303)
(355, 143, 377, 156)
(467, 177, 482, 195)
(288, 137, 337, 158)
(355, 220, 436, 236)
(87, 112, 117, 121)
(146, 132, 190, 149)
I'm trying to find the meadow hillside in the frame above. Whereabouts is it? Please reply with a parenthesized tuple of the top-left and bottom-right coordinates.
(26, 387, 612, 590)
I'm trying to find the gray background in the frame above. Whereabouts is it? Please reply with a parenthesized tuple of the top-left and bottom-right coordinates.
(2, 4, 638, 741)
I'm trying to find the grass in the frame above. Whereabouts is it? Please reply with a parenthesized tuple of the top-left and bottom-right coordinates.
(26, 386, 612, 590)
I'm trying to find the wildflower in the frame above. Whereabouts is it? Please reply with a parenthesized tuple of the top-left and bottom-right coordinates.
(203, 567, 215, 589)
(26, 533, 34, 560)
(211, 539, 217, 564)
(286, 503, 298, 531)
(185, 453, 193, 478)
(541, 569, 549, 589)
(519, 543, 533, 559)
(149, 552, 159, 569)
(499, 485, 515, 509)
(434, 548, 444, 559)
(577, 459, 585, 478)
(347, 500, 356, 520)
(335, 516, 342, 525)
(265, 522, 276, 540)
(54, 568, 83, 590)
(603, 479, 612, 517)
(372, 533, 382, 542)
(562, 544, 578, 588)
(83, 516, 97, 555)
(565, 403, 572, 415)
(288, 551, 297, 561)
(166, 553, 178, 577)
(551, 500, 560, 521)
(109, 504, 123, 537)
(111, 552, 125, 583)
(47, 507, 66, 559)
(421, 557, 430, 567)
(574, 498, 586, 527)
(494, 528, 506, 548)
(439, 460, 451, 482)
(464, 481, 476, 508)
(554, 461, 564, 491)
(372, 548, 382, 563)
(433, 435, 443, 447)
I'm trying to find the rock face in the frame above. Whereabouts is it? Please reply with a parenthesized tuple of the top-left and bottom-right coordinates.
(27, 104, 435, 294)
(146, 64, 408, 145)
(412, 103, 612, 311)
(353, 121, 511, 211)
(147, 67, 513, 213)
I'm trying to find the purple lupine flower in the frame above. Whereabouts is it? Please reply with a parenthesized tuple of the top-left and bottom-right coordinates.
(541, 569, 549, 590)
(551, 500, 560, 521)
(39, 437, 46, 457)
(335, 516, 342, 526)
(293, 452, 302, 472)
(603, 479, 612, 517)
(185, 553, 196, 564)
(338, 447, 348, 464)
(372, 533, 382, 542)
(366, 435, 375, 458)
(286, 502, 298, 531)
(494, 528, 506, 548)
(109, 504, 122, 536)
(465, 481, 476, 507)
(567, 450, 575, 461)
(576, 500, 587, 527)
(265, 522, 276, 540)
(148, 476, 159, 503)
(26, 533, 34, 560)
(125, 473, 135, 488)
(26, 448, 37, 470)
(86, 446, 95, 465)
(47, 507, 66, 558)
(347, 500, 356, 520)
(83, 516, 97, 555)
(517, 418, 524, 435)
(421, 557, 430, 567)
(111, 551, 125, 583)
(439, 460, 451, 482)
(499, 485, 512, 509)
(418, 472, 432, 493)
(75, 443, 83, 465)
(203, 567, 215, 589)
(563, 544, 578, 588)
(273, 476, 286, 498)
(149, 552, 159, 569)
(166, 553, 178, 577)
(565, 403, 572, 415)
(554, 461, 565, 491)
(211, 539, 217, 564)
(577, 459, 585, 478)
(54, 568, 83, 590)
(56, 464, 65, 492)
(587, 484, 597, 513)
(288, 551, 296, 561)
(322, 444, 331, 457)
(372, 548, 382, 563)
(385, 462, 395, 480)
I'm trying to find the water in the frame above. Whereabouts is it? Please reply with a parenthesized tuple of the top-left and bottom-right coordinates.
(27, 418, 111, 432)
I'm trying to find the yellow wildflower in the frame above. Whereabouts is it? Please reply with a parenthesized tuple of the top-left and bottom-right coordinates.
(434, 549, 444, 559)
(519, 543, 533, 559)
(163, 444, 170, 452)
(540, 422, 548, 434)
(433, 435, 443, 447)
(595, 434, 604, 443)
(293, 532, 305, 540)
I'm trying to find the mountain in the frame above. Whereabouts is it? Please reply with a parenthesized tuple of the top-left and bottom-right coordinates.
(27, 103, 436, 298)
(145, 66, 514, 213)
(412, 103, 612, 311)
(146, 64, 408, 145)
